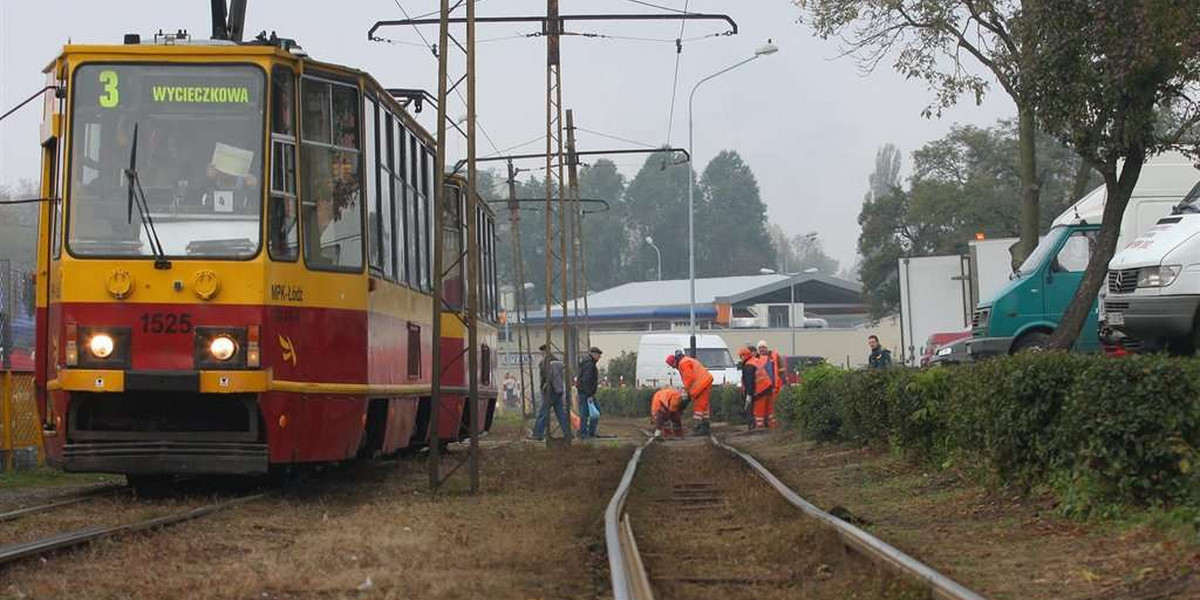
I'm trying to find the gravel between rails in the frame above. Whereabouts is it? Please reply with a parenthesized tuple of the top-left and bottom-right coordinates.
(625, 437, 923, 600)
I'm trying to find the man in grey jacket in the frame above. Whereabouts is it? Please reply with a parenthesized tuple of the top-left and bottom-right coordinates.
(531, 344, 572, 441)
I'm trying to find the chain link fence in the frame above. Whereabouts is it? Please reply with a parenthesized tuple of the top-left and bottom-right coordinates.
(0, 260, 41, 471)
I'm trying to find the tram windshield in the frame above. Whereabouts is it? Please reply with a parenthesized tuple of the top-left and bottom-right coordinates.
(68, 64, 266, 258)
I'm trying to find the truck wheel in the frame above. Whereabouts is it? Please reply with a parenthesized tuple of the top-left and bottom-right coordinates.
(1011, 331, 1050, 353)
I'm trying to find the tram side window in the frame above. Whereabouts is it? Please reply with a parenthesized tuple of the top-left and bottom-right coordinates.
(387, 113, 406, 285)
(365, 96, 393, 277)
(397, 122, 414, 288)
(268, 67, 299, 262)
(300, 78, 362, 271)
(422, 149, 434, 292)
(407, 136, 422, 290)
(488, 217, 498, 321)
(442, 186, 463, 309)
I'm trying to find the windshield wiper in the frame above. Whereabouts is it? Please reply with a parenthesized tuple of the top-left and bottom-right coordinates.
(124, 123, 171, 269)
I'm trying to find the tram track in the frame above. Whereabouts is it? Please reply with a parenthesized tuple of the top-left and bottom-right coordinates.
(0, 491, 269, 568)
(606, 433, 988, 600)
(0, 486, 127, 524)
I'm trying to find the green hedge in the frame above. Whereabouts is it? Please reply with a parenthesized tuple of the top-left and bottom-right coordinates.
(778, 354, 1200, 514)
(596, 385, 749, 424)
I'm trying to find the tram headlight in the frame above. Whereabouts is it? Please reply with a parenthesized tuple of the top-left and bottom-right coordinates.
(209, 335, 237, 361)
(75, 326, 130, 368)
(193, 327, 248, 369)
(88, 334, 115, 359)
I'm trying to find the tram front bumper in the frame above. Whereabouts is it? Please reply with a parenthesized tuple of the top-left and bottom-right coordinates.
(63, 441, 268, 475)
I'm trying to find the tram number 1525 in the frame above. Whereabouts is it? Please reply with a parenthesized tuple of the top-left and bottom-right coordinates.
(140, 313, 194, 334)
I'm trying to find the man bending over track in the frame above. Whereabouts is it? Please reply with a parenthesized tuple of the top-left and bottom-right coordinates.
(651, 387, 687, 439)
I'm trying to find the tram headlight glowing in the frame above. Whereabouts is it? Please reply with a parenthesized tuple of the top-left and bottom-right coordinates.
(88, 334, 115, 359)
(209, 335, 237, 361)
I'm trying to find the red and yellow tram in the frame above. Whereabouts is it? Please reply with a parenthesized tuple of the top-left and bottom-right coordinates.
(32, 32, 497, 481)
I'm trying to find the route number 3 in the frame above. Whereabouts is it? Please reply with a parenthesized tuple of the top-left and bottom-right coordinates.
(98, 70, 119, 108)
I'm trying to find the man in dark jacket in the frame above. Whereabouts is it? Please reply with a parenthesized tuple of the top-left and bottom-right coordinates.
(531, 344, 572, 442)
(576, 346, 602, 439)
(867, 335, 893, 369)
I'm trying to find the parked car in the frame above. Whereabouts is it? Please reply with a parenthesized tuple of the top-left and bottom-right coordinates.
(920, 331, 971, 366)
(783, 355, 825, 384)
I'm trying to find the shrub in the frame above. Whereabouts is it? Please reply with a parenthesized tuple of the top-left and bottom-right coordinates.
(777, 353, 1200, 511)
(1059, 356, 1200, 511)
(780, 364, 845, 440)
(595, 387, 654, 417)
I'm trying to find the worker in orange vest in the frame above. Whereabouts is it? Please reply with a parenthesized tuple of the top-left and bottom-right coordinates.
(756, 340, 784, 429)
(650, 387, 686, 439)
(666, 350, 714, 436)
(739, 347, 774, 430)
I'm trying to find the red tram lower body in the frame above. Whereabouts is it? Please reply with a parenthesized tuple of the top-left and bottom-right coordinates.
(37, 301, 494, 476)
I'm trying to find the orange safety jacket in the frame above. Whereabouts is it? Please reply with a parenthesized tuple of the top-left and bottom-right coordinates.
(677, 356, 714, 398)
(765, 350, 785, 392)
(651, 388, 684, 415)
(746, 356, 773, 398)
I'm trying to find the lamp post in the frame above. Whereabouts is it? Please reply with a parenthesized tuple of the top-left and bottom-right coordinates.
(687, 41, 779, 356)
(645, 236, 662, 281)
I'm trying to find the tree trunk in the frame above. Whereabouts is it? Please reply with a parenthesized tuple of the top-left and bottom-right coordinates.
(1047, 152, 1147, 350)
(1070, 156, 1094, 204)
(1016, 105, 1041, 263)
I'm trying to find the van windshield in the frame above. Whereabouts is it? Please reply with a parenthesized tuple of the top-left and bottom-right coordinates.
(1015, 226, 1066, 278)
(1176, 181, 1200, 213)
(695, 348, 734, 369)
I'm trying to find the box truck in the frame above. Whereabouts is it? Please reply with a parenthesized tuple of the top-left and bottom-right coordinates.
(897, 238, 1016, 365)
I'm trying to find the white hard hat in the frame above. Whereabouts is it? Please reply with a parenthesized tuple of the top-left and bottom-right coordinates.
(757, 339, 769, 348)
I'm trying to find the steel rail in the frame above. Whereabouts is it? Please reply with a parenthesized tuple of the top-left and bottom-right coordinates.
(604, 435, 656, 600)
(710, 436, 988, 600)
(0, 492, 268, 566)
(0, 487, 124, 524)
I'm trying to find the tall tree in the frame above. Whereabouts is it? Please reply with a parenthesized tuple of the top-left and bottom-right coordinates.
(1025, 0, 1200, 349)
(868, 144, 902, 202)
(769, 224, 840, 275)
(623, 150, 692, 281)
(577, 159, 627, 292)
(857, 122, 1092, 316)
(697, 150, 776, 276)
(794, 0, 1045, 262)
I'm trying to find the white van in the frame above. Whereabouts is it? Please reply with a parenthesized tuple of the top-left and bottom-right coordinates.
(634, 334, 739, 388)
(1105, 156, 1200, 351)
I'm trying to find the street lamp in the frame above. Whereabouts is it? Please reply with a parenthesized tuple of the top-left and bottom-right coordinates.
(645, 236, 663, 281)
(687, 40, 779, 356)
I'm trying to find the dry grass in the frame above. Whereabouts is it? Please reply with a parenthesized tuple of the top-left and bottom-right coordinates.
(1, 443, 632, 600)
(732, 431, 1200, 600)
(626, 438, 921, 600)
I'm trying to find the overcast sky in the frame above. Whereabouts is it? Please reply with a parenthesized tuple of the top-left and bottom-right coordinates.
(0, 0, 1013, 269)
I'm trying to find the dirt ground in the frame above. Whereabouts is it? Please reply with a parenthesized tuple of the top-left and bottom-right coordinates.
(626, 437, 921, 600)
(0, 434, 633, 600)
(730, 431, 1200, 600)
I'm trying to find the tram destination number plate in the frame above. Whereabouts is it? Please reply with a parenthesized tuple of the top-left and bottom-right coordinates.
(141, 313, 194, 334)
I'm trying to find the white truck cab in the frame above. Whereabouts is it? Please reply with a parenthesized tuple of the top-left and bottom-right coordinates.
(1106, 163, 1200, 351)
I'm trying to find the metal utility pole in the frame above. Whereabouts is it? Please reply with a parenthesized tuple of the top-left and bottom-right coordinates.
(429, 0, 481, 493)
(506, 160, 536, 422)
(542, 0, 573, 445)
(464, 0, 481, 494)
(565, 110, 591, 352)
